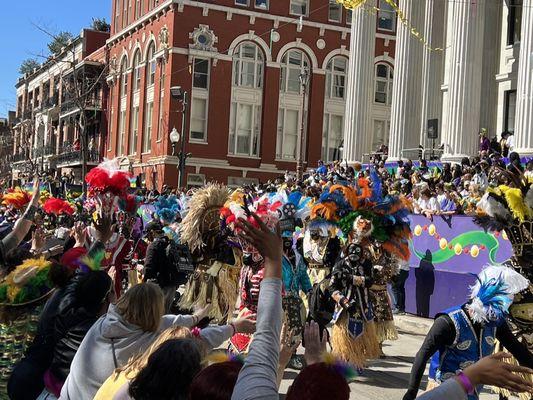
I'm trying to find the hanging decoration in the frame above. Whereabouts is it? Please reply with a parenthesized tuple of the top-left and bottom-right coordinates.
(336, 0, 444, 52)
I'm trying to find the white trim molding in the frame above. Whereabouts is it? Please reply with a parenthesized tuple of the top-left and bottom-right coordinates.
(321, 48, 350, 69)
(227, 33, 273, 62)
(276, 41, 319, 70)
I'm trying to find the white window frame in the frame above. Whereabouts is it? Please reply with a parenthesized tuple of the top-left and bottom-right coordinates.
(157, 60, 165, 141)
(325, 56, 348, 100)
(290, 0, 308, 17)
(377, 0, 396, 32)
(129, 104, 139, 155)
(372, 119, 391, 150)
(276, 107, 300, 161)
(120, 59, 128, 97)
(322, 113, 344, 162)
(374, 62, 393, 106)
(132, 51, 142, 92)
(143, 95, 154, 153)
(346, 8, 352, 25)
(187, 173, 206, 188)
(328, 0, 342, 23)
(229, 102, 261, 157)
(146, 42, 156, 87)
(190, 58, 210, 143)
(280, 49, 309, 94)
(255, 0, 268, 10)
(233, 42, 264, 89)
(118, 108, 126, 156)
(235, 0, 249, 6)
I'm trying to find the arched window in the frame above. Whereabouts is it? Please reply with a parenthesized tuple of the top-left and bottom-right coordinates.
(277, 49, 311, 160)
(232, 42, 264, 88)
(322, 55, 348, 162)
(143, 42, 156, 153)
(117, 57, 128, 155)
(280, 49, 309, 94)
(146, 42, 156, 87)
(132, 50, 142, 92)
(229, 42, 264, 157)
(119, 57, 128, 97)
(374, 62, 393, 105)
(325, 56, 347, 100)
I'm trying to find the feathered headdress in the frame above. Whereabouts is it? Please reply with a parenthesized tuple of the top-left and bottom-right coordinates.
(154, 195, 181, 223)
(466, 265, 529, 324)
(179, 184, 229, 253)
(43, 197, 75, 216)
(0, 257, 52, 305)
(2, 187, 31, 209)
(268, 189, 312, 237)
(77, 250, 105, 274)
(118, 194, 141, 216)
(85, 158, 132, 197)
(221, 191, 281, 234)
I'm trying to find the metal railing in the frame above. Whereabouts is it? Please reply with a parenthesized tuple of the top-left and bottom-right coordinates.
(55, 149, 100, 166)
(60, 97, 102, 114)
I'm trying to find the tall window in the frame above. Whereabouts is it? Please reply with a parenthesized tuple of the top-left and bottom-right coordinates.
(157, 60, 166, 141)
(147, 42, 156, 86)
(280, 49, 309, 94)
(117, 58, 128, 155)
(372, 120, 390, 149)
(328, 0, 342, 22)
(114, 0, 121, 33)
(322, 114, 344, 162)
(504, 90, 517, 133)
(290, 0, 308, 16)
(135, 0, 143, 18)
(322, 56, 347, 162)
(190, 58, 210, 142)
(143, 42, 156, 153)
(277, 49, 311, 160)
(325, 56, 347, 100)
(129, 105, 139, 154)
(229, 42, 264, 157)
(132, 51, 142, 92)
(123, 0, 128, 28)
(233, 42, 263, 88)
(374, 63, 393, 105)
(346, 8, 352, 25)
(377, 0, 396, 31)
(507, 0, 522, 45)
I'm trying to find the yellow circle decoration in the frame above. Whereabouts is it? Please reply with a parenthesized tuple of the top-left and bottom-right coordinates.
(428, 224, 436, 236)
(439, 238, 448, 250)
(470, 245, 479, 258)
(414, 225, 422, 236)
(502, 231, 508, 241)
(454, 243, 463, 256)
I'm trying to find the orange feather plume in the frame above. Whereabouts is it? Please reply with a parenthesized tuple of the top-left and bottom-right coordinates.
(2, 188, 31, 209)
(311, 202, 339, 221)
(330, 185, 359, 209)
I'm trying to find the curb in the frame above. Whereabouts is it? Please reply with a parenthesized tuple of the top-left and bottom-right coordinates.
(393, 313, 433, 336)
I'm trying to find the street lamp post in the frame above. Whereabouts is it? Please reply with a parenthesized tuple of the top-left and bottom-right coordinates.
(296, 67, 310, 181)
(169, 86, 190, 189)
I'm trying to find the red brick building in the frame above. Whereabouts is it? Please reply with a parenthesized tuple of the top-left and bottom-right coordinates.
(105, 0, 397, 189)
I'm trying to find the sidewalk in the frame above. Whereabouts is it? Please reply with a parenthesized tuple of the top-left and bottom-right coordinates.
(394, 313, 433, 336)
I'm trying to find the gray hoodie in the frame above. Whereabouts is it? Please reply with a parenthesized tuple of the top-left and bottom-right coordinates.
(59, 304, 232, 400)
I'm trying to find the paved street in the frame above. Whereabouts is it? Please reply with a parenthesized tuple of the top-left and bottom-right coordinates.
(279, 330, 500, 400)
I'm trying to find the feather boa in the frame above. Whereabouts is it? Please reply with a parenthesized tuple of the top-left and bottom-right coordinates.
(43, 197, 74, 215)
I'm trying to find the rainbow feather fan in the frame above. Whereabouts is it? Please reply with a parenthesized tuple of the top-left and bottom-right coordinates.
(43, 197, 75, 215)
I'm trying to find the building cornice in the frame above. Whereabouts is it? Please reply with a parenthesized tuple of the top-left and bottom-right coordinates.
(107, 0, 351, 47)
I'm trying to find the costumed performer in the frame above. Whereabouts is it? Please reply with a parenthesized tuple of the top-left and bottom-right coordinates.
(403, 265, 533, 400)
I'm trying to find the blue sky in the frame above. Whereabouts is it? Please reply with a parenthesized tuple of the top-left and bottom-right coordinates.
(0, 0, 110, 117)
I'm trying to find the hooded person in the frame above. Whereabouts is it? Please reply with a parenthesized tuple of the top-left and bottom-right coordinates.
(403, 265, 533, 400)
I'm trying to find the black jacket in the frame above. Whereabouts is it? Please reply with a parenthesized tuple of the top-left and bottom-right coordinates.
(48, 275, 101, 382)
(144, 236, 187, 287)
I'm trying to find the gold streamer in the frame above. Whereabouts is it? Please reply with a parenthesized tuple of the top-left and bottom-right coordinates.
(336, 0, 444, 52)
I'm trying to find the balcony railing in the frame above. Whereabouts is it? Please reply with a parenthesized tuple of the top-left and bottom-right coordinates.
(32, 145, 56, 158)
(60, 97, 102, 115)
(12, 152, 30, 163)
(55, 149, 100, 166)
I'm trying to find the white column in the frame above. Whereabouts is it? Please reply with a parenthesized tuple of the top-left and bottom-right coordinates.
(343, 1, 376, 163)
(514, 0, 533, 156)
(442, 0, 486, 162)
(419, 0, 446, 153)
(388, 0, 425, 161)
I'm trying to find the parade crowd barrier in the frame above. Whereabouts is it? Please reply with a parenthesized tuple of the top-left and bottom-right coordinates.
(404, 214, 513, 318)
